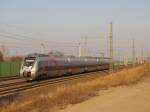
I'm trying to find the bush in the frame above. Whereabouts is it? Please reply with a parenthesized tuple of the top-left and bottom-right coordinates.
(0, 51, 4, 61)
(10, 56, 22, 62)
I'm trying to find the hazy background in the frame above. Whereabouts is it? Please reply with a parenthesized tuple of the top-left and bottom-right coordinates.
(0, 0, 150, 60)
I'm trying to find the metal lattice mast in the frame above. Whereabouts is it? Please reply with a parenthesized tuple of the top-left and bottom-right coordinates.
(141, 48, 144, 63)
(41, 43, 45, 54)
(85, 37, 87, 57)
(81, 37, 87, 57)
(109, 22, 114, 73)
(132, 39, 136, 66)
(78, 43, 82, 57)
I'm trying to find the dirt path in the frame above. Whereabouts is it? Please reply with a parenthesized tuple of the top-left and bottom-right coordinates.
(59, 75, 150, 112)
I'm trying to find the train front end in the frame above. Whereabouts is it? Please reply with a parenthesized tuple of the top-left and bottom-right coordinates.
(20, 56, 38, 80)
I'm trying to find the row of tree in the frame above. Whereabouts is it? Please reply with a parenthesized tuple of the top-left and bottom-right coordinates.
(0, 51, 22, 62)
(0, 50, 102, 62)
(0, 50, 101, 62)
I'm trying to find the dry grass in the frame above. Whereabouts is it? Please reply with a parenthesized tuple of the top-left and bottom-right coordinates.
(1, 63, 150, 112)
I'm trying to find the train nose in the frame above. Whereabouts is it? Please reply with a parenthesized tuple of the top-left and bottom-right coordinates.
(23, 71, 35, 81)
(22, 66, 32, 76)
(23, 72, 31, 77)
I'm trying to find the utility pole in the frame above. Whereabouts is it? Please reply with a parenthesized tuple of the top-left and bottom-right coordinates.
(78, 43, 82, 57)
(84, 37, 87, 57)
(41, 43, 45, 54)
(109, 22, 114, 73)
(141, 48, 144, 64)
(100, 52, 104, 57)
(132, 39, 136, 66)
(81, 37, 86, 57)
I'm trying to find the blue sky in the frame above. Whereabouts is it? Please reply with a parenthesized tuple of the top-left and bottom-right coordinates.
(0, 0, 150, 59)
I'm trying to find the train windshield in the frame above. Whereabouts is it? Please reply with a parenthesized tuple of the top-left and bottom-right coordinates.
(24, 57, 36, 67)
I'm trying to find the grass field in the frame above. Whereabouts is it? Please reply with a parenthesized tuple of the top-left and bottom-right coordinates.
(1, 63, 150, 112)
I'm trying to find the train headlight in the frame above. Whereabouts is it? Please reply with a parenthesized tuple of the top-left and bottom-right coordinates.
(20, 70, 23, 77)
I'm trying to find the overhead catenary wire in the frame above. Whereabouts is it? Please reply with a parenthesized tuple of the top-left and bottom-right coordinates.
(0, 23, 110, 57)
(0, 32, 79, 47)
(0, 32, 81, 56)
(0, 31, 78, 46)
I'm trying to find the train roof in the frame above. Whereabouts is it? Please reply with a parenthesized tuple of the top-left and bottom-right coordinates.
(26, 53, 48, 58)
(25, 53, 110, 60)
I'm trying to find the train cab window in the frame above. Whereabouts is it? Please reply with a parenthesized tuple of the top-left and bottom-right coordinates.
(24, 57, 36, 67)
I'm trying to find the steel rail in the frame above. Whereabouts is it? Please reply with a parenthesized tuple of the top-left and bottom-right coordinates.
(0, 65, 132, 98)
(0, 76, 20, 81)
(0, 70, 108, 98)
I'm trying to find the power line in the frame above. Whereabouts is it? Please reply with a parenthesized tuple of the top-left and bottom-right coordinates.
(0, 34, 24, 41)
(0, 31, 78, 46)
(0, 32, 79, 48)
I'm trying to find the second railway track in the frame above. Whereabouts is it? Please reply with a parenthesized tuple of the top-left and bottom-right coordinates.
(0, 70, 108, 98)
(0, 76, 20, 82)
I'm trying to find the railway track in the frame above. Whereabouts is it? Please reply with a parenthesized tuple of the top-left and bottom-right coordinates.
(0, 65, 133, 98)
(0, 75, 20, 82)
(0, 70, 108, 98)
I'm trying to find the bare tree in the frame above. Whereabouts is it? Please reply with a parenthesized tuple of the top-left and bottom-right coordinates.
(10, 56, 22, 62)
